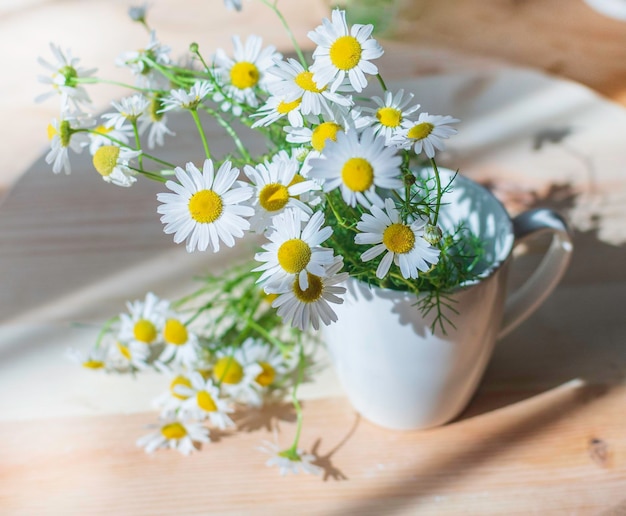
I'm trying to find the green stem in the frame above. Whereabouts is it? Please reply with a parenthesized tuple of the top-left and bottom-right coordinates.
(376, 73, 388, 92)
(287, 344, 306, 454)
(246, 318, 289, 355)
(199, 105, 251, 161)
(259, 0, 308, 68)
(190, 109, 211, 159)
(430, 158, 442, 226)
(76, 77, 162, 94)
(131, 121, 144, 169)
(94, 316, 119, 349)
(128, 166, 168, 183)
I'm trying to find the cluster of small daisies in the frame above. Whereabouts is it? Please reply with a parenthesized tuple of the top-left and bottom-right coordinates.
(43, 1, 466, 477)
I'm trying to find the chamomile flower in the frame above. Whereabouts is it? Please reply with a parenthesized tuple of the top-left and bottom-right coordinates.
(92, 145, 142, 187)
(153, 373, 194, 416)
(239, 338, 294, 390)
(267, 256, 348, 331)
(158, 316, 201, 367)
(88, 123, 133, 155)
(116, 30, 171, 89)
(307, 128, 402, 208)
(362, 89, 420, 143)
(258, 441, 323, 476)
(109, 341, 150, 371)
(251, 95, 306, 128)
(128, 3, 149, 23)
(118, 292, 169, 348)
(244, 155, 316, 233)
(36, 43, 96, 113)
(157, 159, 254, 252)
(45, 114, 90, 175)
(160, 81, 212, 112)
(356, 197, 440, 279)
(175, 372, 235, 429)
(138, 94, 175, 149)
(212, 35, 281, 116)
(308, 9, 384, 93)
(137, 419, 209, 455)
(101, 94, 149, 129)
(254, 210, 334, 292)
(66, 344, 112, 372)
(266, 57, 351, 117)
(212, 347, 263, 407)
(393, 113, 459, 158)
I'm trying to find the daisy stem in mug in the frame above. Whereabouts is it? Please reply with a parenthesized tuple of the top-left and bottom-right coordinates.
(258, 0, 307, 69)
(190, 109, 211, 159)
(430, 158, 442, 226)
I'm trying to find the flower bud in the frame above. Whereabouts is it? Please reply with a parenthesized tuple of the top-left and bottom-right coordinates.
(424, 224, 443, 245)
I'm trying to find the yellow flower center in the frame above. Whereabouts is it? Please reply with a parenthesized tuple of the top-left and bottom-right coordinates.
(263, 292, 279, 304)
(292, 273, 324, 303)
(82, 360, 104, 369)
(94, 124, 112, 136)
(47, 124, 57, 141)
(376, 107, 402, 128)
(117, 342, 132, 361)
(407, 122, 434, 141)
(149, 96, 164, 122)
(255, 361, 276, 387)
(341, 157, 374, 192)
(188, 190, 223, 224)
(277, 98, 302, 114)
(383, 223, 415, 254)
(230, 61, 260, 89)
(213, 356, 244, 384)
(329, 35, 362, 71)
(288, 174, 305, 188)
(259, 183, 290, 212)
(311, 122, 342, 152)
(133, 318, 157, 344)
(170, 375, 192, 400)
(93, 145, 120, 177)
(294, 71, 325, 93)
(196, 390, 218, 412)
(161, 422, 187, 440)
(277, 238, 311, 273)
(163, 319, 188, 346)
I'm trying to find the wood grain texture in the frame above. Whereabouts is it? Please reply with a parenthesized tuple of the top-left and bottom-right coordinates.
(1, 385, 625, 515)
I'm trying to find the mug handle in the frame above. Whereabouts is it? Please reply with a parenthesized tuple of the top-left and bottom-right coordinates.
(498, 208, 573, 339)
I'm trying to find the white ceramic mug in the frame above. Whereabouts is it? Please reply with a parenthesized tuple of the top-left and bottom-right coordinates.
(323, 169, 573, 430)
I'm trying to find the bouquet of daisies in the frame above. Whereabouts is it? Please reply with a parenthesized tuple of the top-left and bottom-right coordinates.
(39, 1, 479, 476)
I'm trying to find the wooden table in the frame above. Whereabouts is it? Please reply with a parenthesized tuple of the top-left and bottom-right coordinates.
(1, 1, 626, 514)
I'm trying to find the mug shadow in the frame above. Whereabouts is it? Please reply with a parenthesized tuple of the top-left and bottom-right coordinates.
(456, 181, 626, 421)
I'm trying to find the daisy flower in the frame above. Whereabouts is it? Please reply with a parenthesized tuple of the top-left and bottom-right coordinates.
(138, 94, 175, 149)
(118, 292, 169, 348)
(174, 372, 235, 429)
(307, 127, 403, 208)
(362, 89, 421, 144)
(160, 81, 212, 112)
(266, 57, 352, 117)
(243, 154, 316, 233)
(158, 316, 201, 367)
(258, 441, 323, 476)
(267, 256, 348, 331)
(116, 30, 171, 89)
(308, 9, 384, 93)
(250, 95, 306, 129)
(128, 3, 149, 23)
(36, 43, 96, 113)
(254, 209, 334, 292)
(153, 373, 194, 416)
(45, 114, 90, 175)
(355, 197, 440, 279)
(393, 113, 459, 158)
(92, 145, 141, 187)
(66, 344, 112, 371)
(88, 123, 133, 155)
(239, 338, 294, 390)
(212, 347, 263, 407)
(137, 419, 209, 455)
(109, 341, 150, 371)
(212, 35, 281, 116)
(157, 159, 254, 253)
(101, 94, 150, 129)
